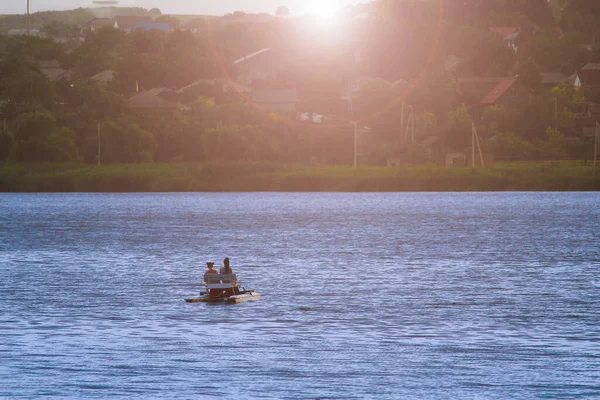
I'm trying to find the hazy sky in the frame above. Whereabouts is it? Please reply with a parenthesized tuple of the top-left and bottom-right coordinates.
(3, 0, 367, 16)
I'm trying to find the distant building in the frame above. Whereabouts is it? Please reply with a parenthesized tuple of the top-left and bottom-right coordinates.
(90, 70, 115, 87)
(541, 72, 568, 89)
(252, 89, 298, 114)
(489, 26, 520, 52)
(575, 64, 600, 90)
(176, 78, 251, 95)
(80, 18, 117, 34)
(128, 88, 185, 111)
(114, 16, 153, 33)
(8, 29, 44, 37)
(457, 76, 508, 103)
(481, 79, 532, 110)
(36, 60, 73, 82)
(132, 22, 170, 32)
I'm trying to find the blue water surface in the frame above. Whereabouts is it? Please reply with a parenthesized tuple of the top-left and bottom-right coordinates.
(1, 193, 599, 399)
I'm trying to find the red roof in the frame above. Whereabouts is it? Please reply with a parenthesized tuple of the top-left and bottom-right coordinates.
(489, 26, 519, 39)
(482, 79, 517, 105)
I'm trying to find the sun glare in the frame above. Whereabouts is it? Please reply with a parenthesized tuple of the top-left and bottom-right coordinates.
(312, 1, 339, 18)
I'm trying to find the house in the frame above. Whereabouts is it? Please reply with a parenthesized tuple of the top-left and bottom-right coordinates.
(489, 26, 520, 52)
(481, 79, 531, 110)
(90, 70, 115, 87)
(457, 76, 508, 103)
(40, 68, 73, 82)
(541, 72, 568, 89)
(36, 60, 73, 82)
(132, 22, 170, 32)
(252, 89, 298, 114)
(176, 78, 251, 95)
(81, 18, 117, 34)
(128, 88, 185, 111)
(8, 29, 44, 37)
(575, 64, 600, 90)
(234, 48, 278, 85)
(114, 16, 153, 33)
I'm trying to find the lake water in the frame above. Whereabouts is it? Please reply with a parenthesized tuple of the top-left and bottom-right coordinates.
(1, 193, 599, 399)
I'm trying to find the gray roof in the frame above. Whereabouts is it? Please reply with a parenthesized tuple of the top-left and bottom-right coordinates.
(252, 89, 298, 104)
(582, 64, 600, 71)
(90, 70, 115, 83)
(541, 72, 567, 85)
(40, 68, 73, 82)
(176, 78, 251, 94)
(128, 88, 183, 110)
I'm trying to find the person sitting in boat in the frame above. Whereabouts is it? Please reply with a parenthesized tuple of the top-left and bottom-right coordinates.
(204, 262, 219, 283)
(219, 257, 238, 286)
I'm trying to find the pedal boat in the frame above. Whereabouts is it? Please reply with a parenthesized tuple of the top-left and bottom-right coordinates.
(185, 274, 261, 304)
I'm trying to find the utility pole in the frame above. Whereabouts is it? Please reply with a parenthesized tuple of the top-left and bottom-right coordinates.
(26, 0, 30, 35)
(400, 101, 404, 143)
(351, 122, 358, 168)
(472, 122, 476, 168)
(594, 121, 598, 175)
(411, 106, 415, 143)
(97, 122, 101, 166)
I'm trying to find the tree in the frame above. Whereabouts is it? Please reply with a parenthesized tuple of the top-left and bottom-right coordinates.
(100, 121, 156, 163)
(41, 21, 79, 39)
(10, 111, 79, 162)
(202, 125, 256, 162)
(518, 59, 542, 92)
(276, 6, 291, 17)
(445, 104, 472, 149)
(0, 129, 12, 161)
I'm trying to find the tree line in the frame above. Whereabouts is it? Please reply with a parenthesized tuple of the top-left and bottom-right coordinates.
(1, 0, 600, 165)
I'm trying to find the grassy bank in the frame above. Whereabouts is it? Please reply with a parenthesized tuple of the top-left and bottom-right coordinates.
(0, 161, 599, 192)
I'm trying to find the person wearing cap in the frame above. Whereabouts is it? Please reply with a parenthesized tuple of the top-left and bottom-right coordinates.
(204, 262, 218, 284)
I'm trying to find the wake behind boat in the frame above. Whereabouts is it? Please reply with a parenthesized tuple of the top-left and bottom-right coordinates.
(185, 273, 261, 304)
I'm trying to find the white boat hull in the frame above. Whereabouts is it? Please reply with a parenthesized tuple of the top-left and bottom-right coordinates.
(185, 292, 261, 304)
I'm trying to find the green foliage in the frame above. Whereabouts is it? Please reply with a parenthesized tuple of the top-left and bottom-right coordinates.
(10, 111, 79, 162)
(445, 104, 472, 149)
(202, 125, 258, 162)
(536, 126, 569, 159)
(481, 105, 511, 136)
(41, 20, 79, 39)
(518, 59, 542, 92)
(0, 66, 56, 113)
(0, 128, 12, 161)
(100, 121, 156, 163)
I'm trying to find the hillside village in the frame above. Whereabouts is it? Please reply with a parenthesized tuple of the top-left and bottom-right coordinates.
(1, 0, 600, 166)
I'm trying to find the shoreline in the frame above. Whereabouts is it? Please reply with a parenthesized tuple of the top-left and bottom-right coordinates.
(1, 162, 599, 192)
